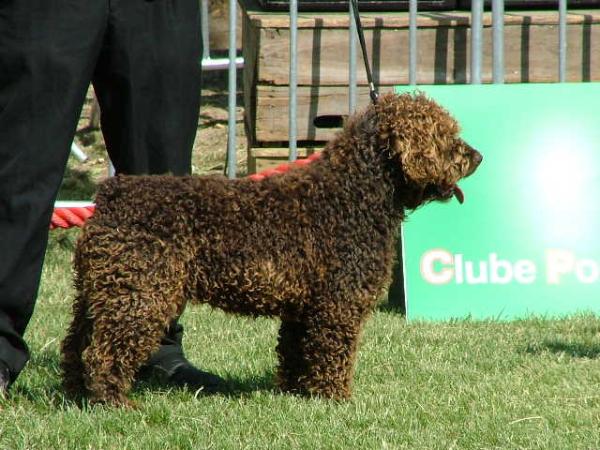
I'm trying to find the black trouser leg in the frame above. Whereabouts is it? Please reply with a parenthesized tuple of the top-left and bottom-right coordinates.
(0, 1, 107, 382)
(92, 1, 202, 367)
(93, 0, 202, 176)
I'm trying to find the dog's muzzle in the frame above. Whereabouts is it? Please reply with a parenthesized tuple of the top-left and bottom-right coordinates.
(453, 146, 483, 203)
(466, 146, 483, 177)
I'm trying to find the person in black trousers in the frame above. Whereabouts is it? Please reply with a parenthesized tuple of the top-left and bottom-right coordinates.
(0, 1, 223, 395)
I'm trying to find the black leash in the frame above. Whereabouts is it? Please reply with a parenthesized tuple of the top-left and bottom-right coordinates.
(350, 0, 379, 104)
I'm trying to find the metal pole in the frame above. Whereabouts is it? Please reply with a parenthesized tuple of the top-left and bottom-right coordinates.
(470, 0, 483, 84)
(202, 57, 244, 71)
(289, 0, 298, 161)
(408, 0, 418, 85)
(200, 0, 245, 72)
(349, 2, 357, 113)
(70, 142, 88, 162)
(201, 0, 210, 61)
(492, 0, 504, 83)
(559, 0, 567, 82)
(226, 0, 237, 178)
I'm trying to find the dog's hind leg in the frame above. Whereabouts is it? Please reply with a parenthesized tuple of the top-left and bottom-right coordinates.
(81, 289, 183, 407)
(78, 240, 189, 406)
(60, 294, 93, 400)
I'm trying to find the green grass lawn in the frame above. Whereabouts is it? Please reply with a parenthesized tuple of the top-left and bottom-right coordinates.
(1, 228, 600, 449)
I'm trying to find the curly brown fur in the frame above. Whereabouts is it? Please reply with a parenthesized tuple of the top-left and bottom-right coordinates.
(60, 93, 482, 406)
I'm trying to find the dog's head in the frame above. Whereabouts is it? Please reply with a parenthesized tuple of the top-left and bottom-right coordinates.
(375, 92, 482, 208)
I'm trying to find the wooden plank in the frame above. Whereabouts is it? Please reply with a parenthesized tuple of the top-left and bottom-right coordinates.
(254, 20, 600, 85)
(253, 86, 395, 142)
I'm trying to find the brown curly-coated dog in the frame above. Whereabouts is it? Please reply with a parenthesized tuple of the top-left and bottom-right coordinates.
(60, 92, 482, 406)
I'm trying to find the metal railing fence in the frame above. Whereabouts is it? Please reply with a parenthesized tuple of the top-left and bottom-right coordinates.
(214, 0, 567, 178)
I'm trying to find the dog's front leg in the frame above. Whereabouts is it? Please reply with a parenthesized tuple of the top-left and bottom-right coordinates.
(276, 313, 365, 400)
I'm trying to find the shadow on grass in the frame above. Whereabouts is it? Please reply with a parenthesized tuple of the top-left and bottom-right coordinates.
(134, 370, 277, 399)
(526, 340, 600, 359)
(221, 372, 277, 396)
(9, 372, 278, 412)
(10, 347, 278, 410)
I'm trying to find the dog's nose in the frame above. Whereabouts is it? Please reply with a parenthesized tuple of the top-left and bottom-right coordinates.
(464, 145, 482, 177)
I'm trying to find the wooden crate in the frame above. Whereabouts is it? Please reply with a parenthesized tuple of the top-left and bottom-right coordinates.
(240, 0, 600, 169)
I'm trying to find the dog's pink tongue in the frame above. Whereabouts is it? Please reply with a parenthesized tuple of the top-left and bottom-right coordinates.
(453, 185, 465, 204)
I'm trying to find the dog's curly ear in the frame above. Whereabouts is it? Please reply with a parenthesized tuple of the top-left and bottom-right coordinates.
(376, 93, 459, 187)
(392, 131, 443, 187)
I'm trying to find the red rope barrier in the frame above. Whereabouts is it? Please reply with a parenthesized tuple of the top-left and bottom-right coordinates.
(50, 203, 96, 230)
(51, 152, 322, 230)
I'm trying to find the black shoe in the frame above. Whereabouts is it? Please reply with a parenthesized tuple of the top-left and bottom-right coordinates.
(139, 359, 224, 394)
(138, 321, 224, 394)
(0, 362, 10, 398)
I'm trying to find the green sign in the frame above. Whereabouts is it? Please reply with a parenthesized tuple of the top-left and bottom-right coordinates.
(396, 83, 600, 321)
